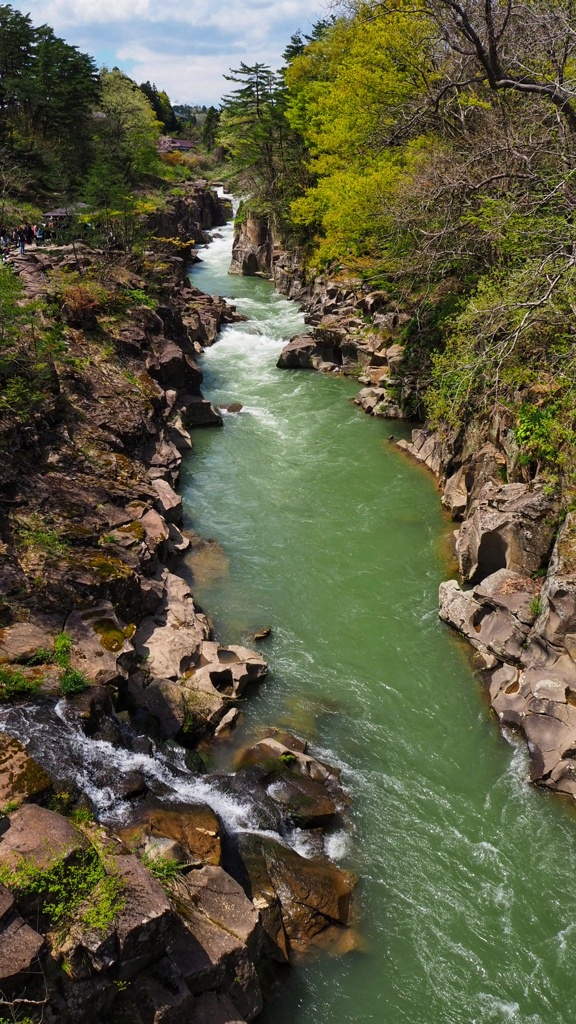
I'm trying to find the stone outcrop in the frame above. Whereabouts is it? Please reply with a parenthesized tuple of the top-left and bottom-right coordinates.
(0, 733, 52, 807)
(229, 207, 273, 276)
(0, 804, 266, 1023)
(271, 270, 414, 418)
(398, 413, 576, 805)
(0, 727, 354, 1020)
(0, 190, 356, 1021)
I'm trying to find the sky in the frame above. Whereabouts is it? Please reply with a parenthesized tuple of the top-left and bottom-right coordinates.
(12, 0, 331, 106)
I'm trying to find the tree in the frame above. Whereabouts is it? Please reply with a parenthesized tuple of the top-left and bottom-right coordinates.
(355, 0, 576, 131)
(201, 105, 220, 149)
(97, 68, 162, 177)
(24, 27, 99, 181)
(218, 62, 309, 226)
(139, 81, 179, 132)
(0, 4, 34, 139)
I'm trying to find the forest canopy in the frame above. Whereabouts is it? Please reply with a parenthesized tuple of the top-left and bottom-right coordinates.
(216, 0, 576, 494)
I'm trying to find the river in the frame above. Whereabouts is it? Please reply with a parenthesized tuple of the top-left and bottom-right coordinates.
(179, 215, 576, 1024)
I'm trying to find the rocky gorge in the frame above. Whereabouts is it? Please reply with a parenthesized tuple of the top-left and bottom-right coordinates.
(0, 184, 354, 1023)
(232, 209, 576, 815)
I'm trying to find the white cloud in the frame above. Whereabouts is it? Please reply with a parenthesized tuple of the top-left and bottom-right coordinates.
(25, 0, 152, 25)
(12, 0, 330, 103)
(23, 0, 325, 32)
(117, 38, 295, 104)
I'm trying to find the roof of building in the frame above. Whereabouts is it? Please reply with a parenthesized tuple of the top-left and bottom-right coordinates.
(44, 203, 89, 218)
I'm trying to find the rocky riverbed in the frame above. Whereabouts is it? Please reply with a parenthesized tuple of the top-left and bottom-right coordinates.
(0, 184, 354, 1023)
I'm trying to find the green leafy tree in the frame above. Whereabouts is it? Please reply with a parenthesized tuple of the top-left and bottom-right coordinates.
(139, 80, 179, 132)
(97, 68, 162, 177)
(218, 62, 309, 228)
(202, 105, 220, 149)
(0, 4, 35, 140)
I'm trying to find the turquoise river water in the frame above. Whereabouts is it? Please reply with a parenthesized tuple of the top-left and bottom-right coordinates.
(180, 216, 576, 1024)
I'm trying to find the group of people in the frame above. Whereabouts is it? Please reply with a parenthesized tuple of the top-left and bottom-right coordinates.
(0, 222, 51, 260)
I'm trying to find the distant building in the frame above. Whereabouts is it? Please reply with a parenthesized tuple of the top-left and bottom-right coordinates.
(43, 203, 89, 219)
(158, 136, 195, 154)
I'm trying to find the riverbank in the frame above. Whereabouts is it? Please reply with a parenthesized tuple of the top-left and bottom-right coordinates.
(234, 210, 576, 814)
(173, 212, 576, 1024)
(0, 185, 354, 1023)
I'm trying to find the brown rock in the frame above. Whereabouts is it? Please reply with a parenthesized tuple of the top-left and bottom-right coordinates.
(0, 804, 87, 873)
(152, 479, 183, 525)
(69, 854, 172, 971)
(277, 335, 319, 369)
(0, 902, 44, 984)
(265, 772, 339, 829)
(0, 621, 55, 663)
(120, 802, 222, 866)
(237, 834, 353, 959)
(219, 403, 243, 414)
(134, 572, 209, 680)
(193, 991, 247, 1024)
(64, 602, 133, 686)
(0, 733, 52, 808)
(537, 513, 576, 647)
(168, 867, 263, 1019)
(455, 481, 556, 583)
(238, 737, 338, 783)
(384, 342, 405, 372)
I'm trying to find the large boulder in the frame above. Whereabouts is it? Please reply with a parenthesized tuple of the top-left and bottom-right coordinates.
(64, 602, 134, 686)
(0, 621, 58, 663)
(439, 570, 541, 665)
(0, 804, 87, 874)
(152, 478, 183, 525)
(167, 866, 263, 1021)
(134, 572, 210, 680)
(277, 335, 319, 369)
(0, 733, 52, 808)
(119, 801, 222, 867)
(229, 210, 271, 277)
(66, 854, 172, 973)
(396, 428, 444, 478)
(0, 886, 44, 989)
(455, 481, 556, 583)
(354, 387, 387, 414)
(236, 833, 353, 959)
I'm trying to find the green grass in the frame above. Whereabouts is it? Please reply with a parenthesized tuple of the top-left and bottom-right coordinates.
(0, 844, 125, 932)
(0, 665, 41, 702)
(53, 631, 73, 667)
(141, 853, 183, 891)
(59, 667, 90, 696)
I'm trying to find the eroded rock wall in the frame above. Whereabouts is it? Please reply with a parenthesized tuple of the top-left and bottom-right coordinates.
(397, 421, 576, 801)
(0, 187, 355, 1021)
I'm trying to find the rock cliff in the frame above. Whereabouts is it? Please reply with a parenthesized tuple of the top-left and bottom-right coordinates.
(0, 185, 354, 1022)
